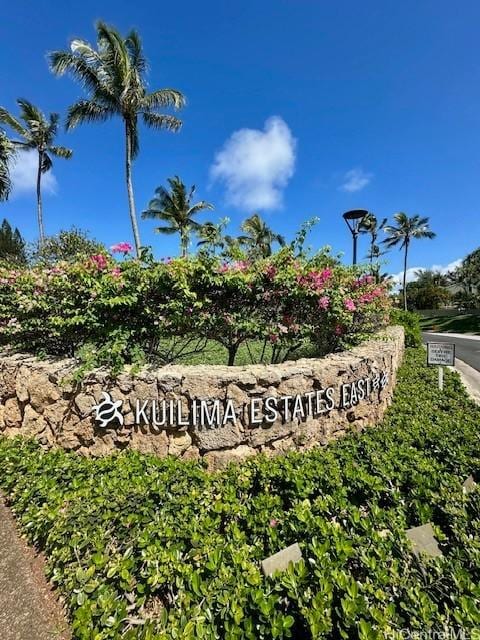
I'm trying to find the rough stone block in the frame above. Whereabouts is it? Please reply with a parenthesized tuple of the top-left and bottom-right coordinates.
(261, 543, 302, 576)
(406, 523, 442, 558)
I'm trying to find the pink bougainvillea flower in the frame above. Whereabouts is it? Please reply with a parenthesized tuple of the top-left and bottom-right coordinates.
(265, 264, 277, 279)
(297, 267, 333, 292)
(334, 324, 344, 336)
(269, 518, 279, 528)
(110, 242, 133, 254)
(354, 274, 375, 288)
(343, 298, 356, 312)
(233, 260, 249, 272)
(111, 267, 122, 278)
(90, 254, 108, 270)
(318, 296, 330, 310)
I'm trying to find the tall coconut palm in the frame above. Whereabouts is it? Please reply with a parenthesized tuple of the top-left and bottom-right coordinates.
(359, 213, 388, 267)
(238, 213, 285, 258)
(197, 217, 230, 255)
(0, 131, 15, 202)
(49, 21, 185, 256)
(0, 100, 72, 244)
(383, 213, 436, 310)
(142, 176, 214, 257)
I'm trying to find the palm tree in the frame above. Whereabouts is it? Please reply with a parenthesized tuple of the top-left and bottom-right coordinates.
(197, 217, 230, 255)
(414, 269, 448, 288)
(238, 213, 285, 258)
(0, 131, 15, 202)
(359, 213, 388, 268)
(364, 244, 388, 282)
(383, 213, 436, 310)
(0, 100, 72, 244)
(49, 21, 185, 256)
(142, 176, 214, 257)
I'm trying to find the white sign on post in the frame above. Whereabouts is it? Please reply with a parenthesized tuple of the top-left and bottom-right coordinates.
(427, 342, 455, 366)
(427, 342, 455, 391)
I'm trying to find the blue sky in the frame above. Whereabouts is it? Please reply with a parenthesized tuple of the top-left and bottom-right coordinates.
(2, 0, 480, 279)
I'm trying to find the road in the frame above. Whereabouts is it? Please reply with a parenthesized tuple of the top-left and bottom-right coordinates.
(422, 332, 480, 372)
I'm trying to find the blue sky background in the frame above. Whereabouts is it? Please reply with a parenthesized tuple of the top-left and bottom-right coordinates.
(2, 0, 480, 279)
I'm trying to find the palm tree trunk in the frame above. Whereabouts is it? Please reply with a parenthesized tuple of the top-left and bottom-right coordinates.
(403, 240, 409, 311)
(125, 121, 141, 257)
(36, 150, 45, 246)
(181, 229, 187, 257)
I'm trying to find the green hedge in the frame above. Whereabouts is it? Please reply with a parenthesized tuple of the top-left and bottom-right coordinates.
(0, 349, 479, 639)
(390, 309, 422, 347)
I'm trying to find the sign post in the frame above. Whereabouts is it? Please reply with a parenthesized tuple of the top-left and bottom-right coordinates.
(427, 342, 455, 390)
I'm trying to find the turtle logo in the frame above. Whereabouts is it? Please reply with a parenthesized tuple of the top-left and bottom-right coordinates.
(92, 391, 124, 428)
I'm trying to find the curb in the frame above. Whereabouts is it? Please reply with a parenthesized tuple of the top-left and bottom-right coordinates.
(450, 358, 480, 405)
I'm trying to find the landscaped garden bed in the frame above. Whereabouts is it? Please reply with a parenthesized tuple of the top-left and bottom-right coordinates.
(0, 347, 479, 638)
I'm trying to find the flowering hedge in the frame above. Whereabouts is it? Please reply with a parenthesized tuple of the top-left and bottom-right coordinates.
(0, 247, 390, 371)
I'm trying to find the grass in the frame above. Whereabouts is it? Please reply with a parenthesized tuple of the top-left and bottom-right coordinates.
(1, 348, 480, 638)
(419, 313, 480, 335)
(151, 337, 321, 366)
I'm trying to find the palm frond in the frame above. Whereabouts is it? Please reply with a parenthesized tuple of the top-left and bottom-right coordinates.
(49, 51, 104, 95)
(188, 201, 214, 215)
(17, 99, 44, 124)
(0, 107, 27, 137)
(142, 112, 182, 132)
(66, 100, 114, 129)
(154, 225, 178, 235)
(143, 89, 186, 110)
(141, 207, 174, 221)
(48, 145, 73, 159)
(125, 30, 147, 73)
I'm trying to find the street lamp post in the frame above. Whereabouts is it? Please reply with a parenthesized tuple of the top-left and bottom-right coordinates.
(342, 209, 368, 265)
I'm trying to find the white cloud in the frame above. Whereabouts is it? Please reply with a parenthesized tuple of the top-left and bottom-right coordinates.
(10, 149, 57, 197)
(431, 259, 462, 274)
(339, 167, 373, 193)
(210, 116, 296, 210)
(391, 259, 462, 289)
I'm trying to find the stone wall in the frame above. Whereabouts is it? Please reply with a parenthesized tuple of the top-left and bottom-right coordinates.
(0, 326, 404, 469)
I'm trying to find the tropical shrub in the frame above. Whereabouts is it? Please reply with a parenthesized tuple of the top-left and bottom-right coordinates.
(0, 349, 479, 639)
(0, 247, 390, 370)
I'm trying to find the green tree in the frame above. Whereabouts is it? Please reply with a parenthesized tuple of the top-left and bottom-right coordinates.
(0, 131, 15, 202)
(405, 270, 450, 310)
(142, 176, 214, 257)
(197, 217, 230, 255)
(0, 100, 72, 244)
(453, 248, 480, 294)
(359, 213, 388, 269)
(50, 22, 185, 257)
(0, 218, 26, 265)
(238, 213, 285, 258)
(383, 213, 436, 311)
(31, 227, 105, 265)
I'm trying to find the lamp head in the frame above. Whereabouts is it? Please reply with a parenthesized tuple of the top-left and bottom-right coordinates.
(342, 209, 369, 233)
